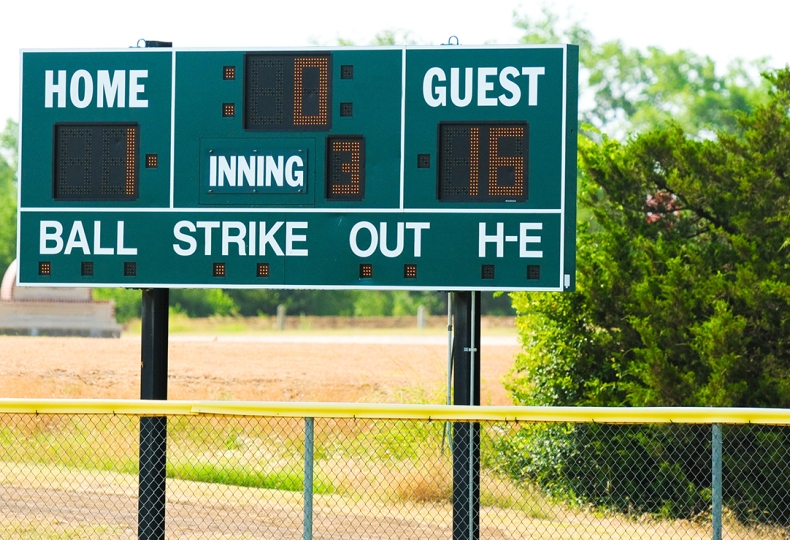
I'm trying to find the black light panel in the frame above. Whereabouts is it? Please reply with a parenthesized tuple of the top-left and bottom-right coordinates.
(53, 123, 139, 201)
(438, 122, 528, 202)
(244, 53, 332, 131)
(326, 136, 365, 201)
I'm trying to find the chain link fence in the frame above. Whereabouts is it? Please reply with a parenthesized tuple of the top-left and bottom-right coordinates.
(1, 401, 789, 539)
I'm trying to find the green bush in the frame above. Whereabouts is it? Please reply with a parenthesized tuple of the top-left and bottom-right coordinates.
(492, 423, 711, 518)
(492, 423, 790, 524)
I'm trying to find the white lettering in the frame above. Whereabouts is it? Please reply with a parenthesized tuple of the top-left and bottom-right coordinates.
(286, 222, 308, 256)
(64, 221, 90, 255)
(349, 221, 378, 257)
(209, 156, 217, 187)
(173, 221, 197, 256)
(477, 67, 498, 106)
(519, 222, 543, 258)
(266, 156, 284, 187)
(219, 156, 236, 187)
(40, 221, 64, 254)
(405, 222, 430, 257)
(379, 222, 404, 258)
(70, 70, 93, 109)
(256, 156, 265, 187)
(450, 67, 473, 107)
(498, 66, 521, 107)
(222, 222, 247, 256)
(286, 155, 304, 187)
(259, 222, 284, 256)
(521, 67, 545, 106)
(479, 222, 504, 258)
(93, 221, 114, 255)
(129, 70, 148, 107)
(423, 67, 446, 107)
(116, 221, 137, 255)
(44, 70, 67, 108)
(196, 221, 220, 256)
(248, 221, 256, 256)
(97, 70, 126, 108)
(44, 69, 152, 109)
(238, 156, 255, 187)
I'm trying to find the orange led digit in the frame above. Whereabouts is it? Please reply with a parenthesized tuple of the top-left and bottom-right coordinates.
(326, 136, 365, 201)
(437, 122, 528, 202)
(244, 53, 332, 132)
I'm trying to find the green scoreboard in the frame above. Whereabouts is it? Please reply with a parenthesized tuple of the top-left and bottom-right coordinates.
(17, 45, 578, 291)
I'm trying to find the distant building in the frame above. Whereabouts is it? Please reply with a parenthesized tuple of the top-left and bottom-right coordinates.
(0, 259, 122, 337)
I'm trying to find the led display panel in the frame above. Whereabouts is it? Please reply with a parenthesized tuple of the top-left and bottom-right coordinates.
(438, 122, 529, 202)
(244, 53, 332, 131)
(53, 122, 139, 201)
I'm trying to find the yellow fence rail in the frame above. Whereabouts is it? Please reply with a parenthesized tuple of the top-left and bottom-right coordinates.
(1, 399, 790, 424)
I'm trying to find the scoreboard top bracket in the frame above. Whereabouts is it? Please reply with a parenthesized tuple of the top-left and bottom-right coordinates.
(18, 44, 579, 291)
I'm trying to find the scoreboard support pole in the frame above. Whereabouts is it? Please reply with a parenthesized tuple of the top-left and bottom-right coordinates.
(139, 288, 169, 540)
(138, 39, 171, 540)
(452, 291, 481, 540)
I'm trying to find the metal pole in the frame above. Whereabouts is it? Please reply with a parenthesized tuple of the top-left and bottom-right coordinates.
(303, 417, 314, 540)
(139, 288, 169, 540)
(452, 291, 480, 540)
(137, 39, 172, 540)
(468, 292, 476, 538)
(712, 424, 722, 540)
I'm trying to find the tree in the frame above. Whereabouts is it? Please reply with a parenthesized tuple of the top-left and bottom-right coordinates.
(507, 69, 790, 409)
(0, 119, 17, 273)
(514, 6, 767, 138)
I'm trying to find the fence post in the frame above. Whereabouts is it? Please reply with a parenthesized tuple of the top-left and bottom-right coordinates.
(304, 417, 314, 540)
(712, 423, 722, 540)
(277, 304, 287, 331)
(417, 304, 426, 329)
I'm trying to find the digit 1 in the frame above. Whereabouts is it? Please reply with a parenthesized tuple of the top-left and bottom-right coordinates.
(469, 127, 479, 197)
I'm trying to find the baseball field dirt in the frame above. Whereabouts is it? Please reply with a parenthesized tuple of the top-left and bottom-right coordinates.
(0, 321, 520, 405)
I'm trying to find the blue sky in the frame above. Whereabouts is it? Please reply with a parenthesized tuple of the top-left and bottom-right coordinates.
(2, 0, 787, 124)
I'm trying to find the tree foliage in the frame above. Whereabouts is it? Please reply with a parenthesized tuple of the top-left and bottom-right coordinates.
(0, 119, 17, 274)
(514, 7, 767, 137)
(507, 69, 790, 409)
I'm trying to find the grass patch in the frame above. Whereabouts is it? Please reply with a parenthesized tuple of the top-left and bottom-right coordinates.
(480, 472, 554, 519)
(1, 520, 125, 539)
(121, 314, 517, 337)
(167, 461, 334, 494)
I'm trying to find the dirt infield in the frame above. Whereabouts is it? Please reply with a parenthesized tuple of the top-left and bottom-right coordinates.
(0, 330, 520, 405)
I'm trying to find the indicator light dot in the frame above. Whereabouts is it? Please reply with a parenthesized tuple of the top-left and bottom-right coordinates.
(481, 265, 495, 280)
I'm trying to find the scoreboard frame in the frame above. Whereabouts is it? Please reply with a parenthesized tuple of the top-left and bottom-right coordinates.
(17, 44, 579, 292)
